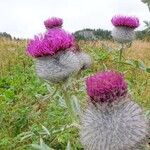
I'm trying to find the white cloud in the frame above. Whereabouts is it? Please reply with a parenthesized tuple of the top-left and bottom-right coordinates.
(0, 0, 149, 38)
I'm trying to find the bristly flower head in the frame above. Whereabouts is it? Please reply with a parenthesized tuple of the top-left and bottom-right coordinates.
(36, 50, 81, 83)
(86, 71, 128, 104)
(80, 99, 149, 150)
(27, 25, 75, 58)
(44, 17, 63, 29)
(111, 15, 139, 29)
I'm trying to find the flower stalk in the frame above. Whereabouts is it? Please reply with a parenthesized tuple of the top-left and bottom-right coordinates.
(61, 82, 78, 123)
(118, 43, 124, 69)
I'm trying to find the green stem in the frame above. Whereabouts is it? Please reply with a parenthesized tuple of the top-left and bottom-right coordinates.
(118, 43, 124, 69)
(62, 82, 77, 122)
(119, 48, 123, 63)
(51, 84, 59, 98)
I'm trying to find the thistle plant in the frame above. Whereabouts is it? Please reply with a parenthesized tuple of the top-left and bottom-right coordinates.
(26, 17, 92, 121)
(80, 71, 149, 150)
(111, 16, 139, 68)
(27, 17, 80, 83)
(27, 17, 92, 83)
(111, 16, 139, 44)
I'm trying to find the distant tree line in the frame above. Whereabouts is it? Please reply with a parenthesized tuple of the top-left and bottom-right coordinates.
(0, 32, 12, 40)
(74, 28, 150, 41)
(0, 29, 149, 41)
(74, 28, 112, 41)
(136, 30, 150, 41)
(94, 29, 112, 40)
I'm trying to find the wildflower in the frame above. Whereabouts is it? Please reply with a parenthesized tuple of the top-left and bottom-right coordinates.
(44, 17, 63, 29)
(26, 17, 92, 83)
(86, 71, 127, 103)
(27, 17, 81, 83)
(80, 71, 149, 150)
(111, 16, 139, 43)
(27, 20, 74, 58)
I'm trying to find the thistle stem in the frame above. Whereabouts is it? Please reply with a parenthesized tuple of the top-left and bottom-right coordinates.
(51, 84, 59, 97)
(118, 43, 124, 69)
(119, 48, 123, 63)
(62, 82, 77, 122)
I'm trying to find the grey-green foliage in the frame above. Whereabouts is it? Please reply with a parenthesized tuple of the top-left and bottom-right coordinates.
(142, 0, 150, 32)
(80, 96, 149, 150)
(141, 0, 150, 11)
(144, 21, 150, 33)
(32, 138, 54, 150)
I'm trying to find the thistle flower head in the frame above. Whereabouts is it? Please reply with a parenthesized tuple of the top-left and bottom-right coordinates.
(36, 50, 81, 83)
(112, 26, 135, 43)
(111, 15, 139, 29)
(80, 98, 149, 150)
(27, 28, 75, 57)
(44, 17, 63, 29)
(86, 71, 128, 104)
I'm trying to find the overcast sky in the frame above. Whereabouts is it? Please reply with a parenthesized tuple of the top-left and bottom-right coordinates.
(0, 0, 149, 38)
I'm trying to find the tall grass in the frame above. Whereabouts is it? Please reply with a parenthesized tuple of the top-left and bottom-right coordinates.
(0, 38, 149, 149)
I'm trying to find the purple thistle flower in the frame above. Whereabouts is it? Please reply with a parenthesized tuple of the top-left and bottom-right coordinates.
(26, 17, 92, 83)
(44, 17, 63, 29)
(27, 28, 75, 57)
(111, 15, 139, 29)
(81, 70, 149, 150)
(86, 71, 128, 104)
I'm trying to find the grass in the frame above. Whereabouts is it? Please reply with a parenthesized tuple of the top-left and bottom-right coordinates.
(0, 38, 150, 149)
